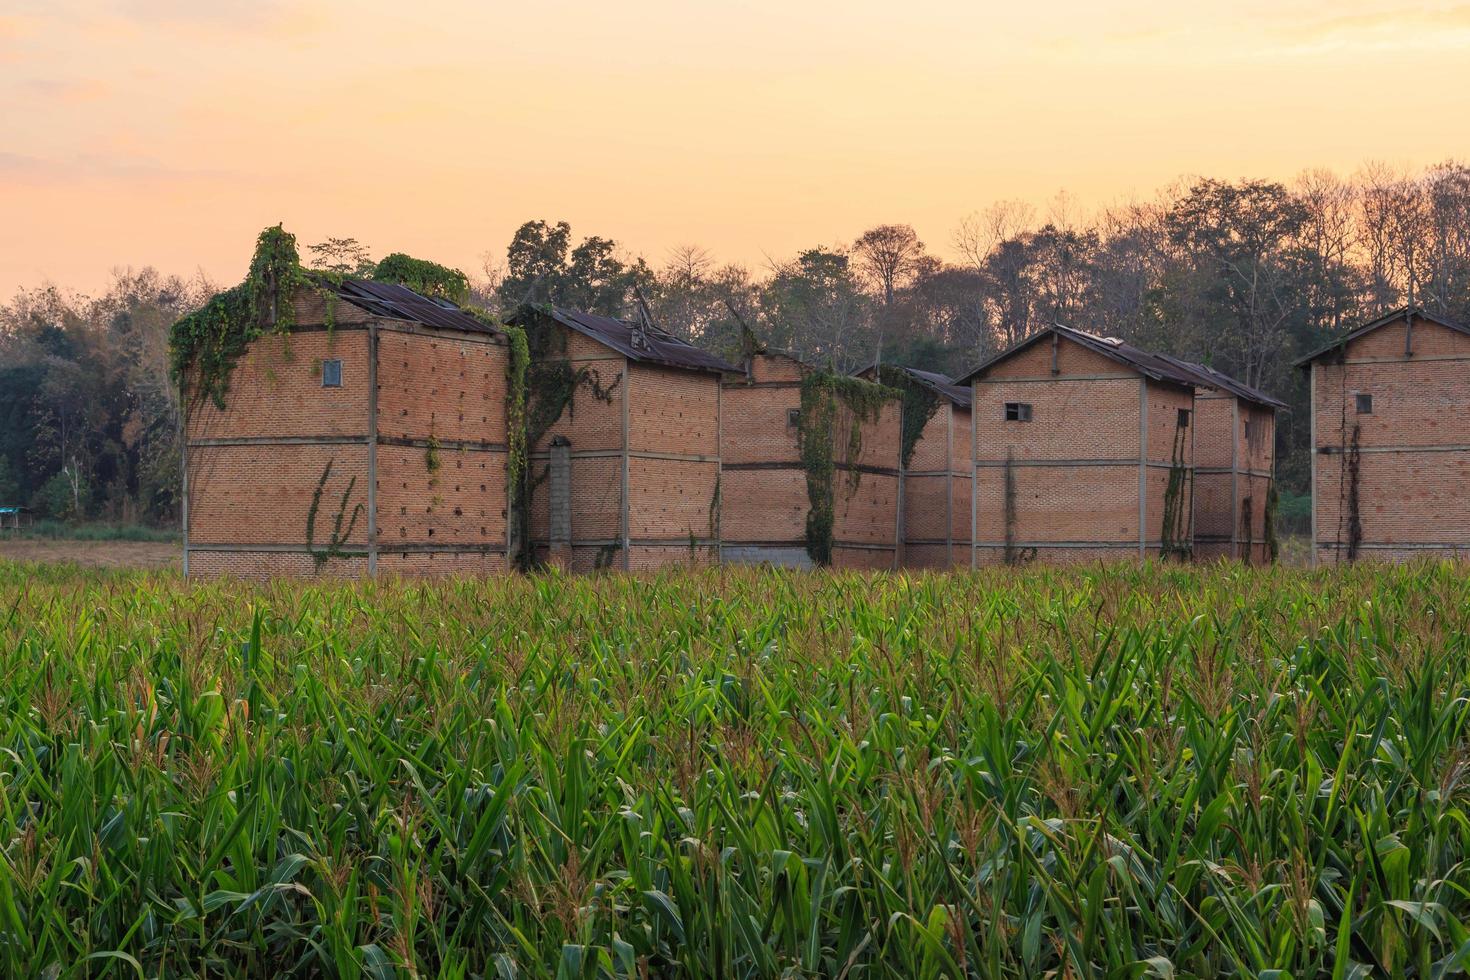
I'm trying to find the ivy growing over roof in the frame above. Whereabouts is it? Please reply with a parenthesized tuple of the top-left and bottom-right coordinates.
(169, 225, 318, 409)
(371, 253, 469, 304)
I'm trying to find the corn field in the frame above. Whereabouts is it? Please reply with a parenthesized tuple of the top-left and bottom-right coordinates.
(2, 561, 1469, 978)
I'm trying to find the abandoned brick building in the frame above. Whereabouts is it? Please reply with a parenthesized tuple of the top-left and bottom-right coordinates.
(961, 325, 1203, 564)
(1298, 306, 1470, 564)
(961, 325, 1284, 565)
(507, 305, 737, 571)
(721, 352, 902, 569)
(183, 280, 513, 578)
(856, 365, 973, 568)
(1162, 356, 1284, 563)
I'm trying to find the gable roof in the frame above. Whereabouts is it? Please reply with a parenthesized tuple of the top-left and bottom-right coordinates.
(324, 278, 502, 336)
(1292, 306, 1470, 368)
(854, 364, 972, 408)
(955, 324, 1284, 410)
(1156, 355, 1288, 411)
(956, 324, 1202, 389)
(509, 305, 739, 375)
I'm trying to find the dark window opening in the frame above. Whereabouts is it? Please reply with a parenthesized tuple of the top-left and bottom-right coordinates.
(1355, 393, 1373, 414)
(787, 408, 801, 427)
(1004, 402, 1032, 422)
(1177, 408, 1191, 428)
(322, 358, 343, 388)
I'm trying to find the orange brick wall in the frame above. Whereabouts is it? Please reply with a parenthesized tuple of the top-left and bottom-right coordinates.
(187, 330, 369, 441)
(971, 335, 1197, 565)
(185, 288, 512, 579)
(1312, 316, 1470, 563)
(1194, 392, 1276, 563)
(720, 354, 898, 568)
(900, 402, 972, 568)
(525, 325, 722, 570)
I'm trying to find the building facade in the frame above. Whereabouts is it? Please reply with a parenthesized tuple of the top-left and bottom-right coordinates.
(1299, 307, 1470, 564)
(1171, 359, 1283, 563)
(509, 306, 735, 572)
(721, 352, 902, 569)
(856, 366, 973, 569)
(962, 326, 1199, 565)
(184, 280, 513, 578)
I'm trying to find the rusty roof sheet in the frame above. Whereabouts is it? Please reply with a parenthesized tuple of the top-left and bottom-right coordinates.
(854, 364, 972, 407)
(512, 305, 739, 374)
(957, 324, 1201, 389)
(957, 324, 1285, 410)
(325, 278, 501, 336)
(1155, 354, 1287, 411)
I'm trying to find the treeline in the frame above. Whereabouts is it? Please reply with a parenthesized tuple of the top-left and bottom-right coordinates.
(4, 160, 1469, 525)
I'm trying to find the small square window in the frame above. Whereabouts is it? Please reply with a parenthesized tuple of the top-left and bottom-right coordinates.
(1177, 408, 1191, 428)
(1355, 393, 1373, 414)
(1004, 402, 1032, 422)
(787, 408, 801, 427)
(322, 359, 343, 388)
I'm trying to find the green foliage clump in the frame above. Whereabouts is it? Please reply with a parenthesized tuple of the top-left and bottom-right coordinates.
(169, 225, 312, 409)
(798, 370, 896, 565)
(2, 563, 1470, 976)
(371, 253, 469, 304)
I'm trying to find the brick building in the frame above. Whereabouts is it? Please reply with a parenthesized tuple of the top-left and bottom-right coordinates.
(960, 325, 1201, 565)
(721, 352, 902, 569)
(507, 306, 737, 572)
(1161, 357, 1284, 563)
(184, 280, 513, 578)
(855, 365, 973, 568)
(1298, 306, 1470, 564)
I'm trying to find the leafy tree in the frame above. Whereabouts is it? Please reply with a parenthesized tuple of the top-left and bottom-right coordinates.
(306, 237, 375, 277)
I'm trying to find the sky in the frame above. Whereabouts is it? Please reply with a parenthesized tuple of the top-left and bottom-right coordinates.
(3, 0, 1469, 295)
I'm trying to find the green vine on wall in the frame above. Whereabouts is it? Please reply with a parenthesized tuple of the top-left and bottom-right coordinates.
(1263, 479, 1279, 562)
(1160, 415, 1193, 561)
(305, 459, 364, 569)
(169, 225, 321, 409)
(874, 366, 943, 470)
(797, 371, 897, 566)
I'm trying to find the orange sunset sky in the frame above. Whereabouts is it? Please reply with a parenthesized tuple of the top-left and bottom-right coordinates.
(3, 0, 1469, 294)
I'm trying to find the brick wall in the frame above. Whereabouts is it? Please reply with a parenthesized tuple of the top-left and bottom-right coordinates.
(900, 402, 972, 568)
(720, 354, 898, 568)
(1194, 392, 1276, 562)
(971, 333, 1197, 565)
(1312, 315, 1470, 563)
(626, 363, 721, 565)
(185, 288, 512, 579)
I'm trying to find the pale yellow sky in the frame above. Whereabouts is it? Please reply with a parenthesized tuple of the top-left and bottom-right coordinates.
(3, 0, 1468, 294)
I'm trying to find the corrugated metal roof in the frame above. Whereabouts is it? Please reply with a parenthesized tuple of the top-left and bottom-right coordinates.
(510, 305, 739, 375)
(1156, 354, 1288, 411)
(325, 278, 501, 336)
(957, 324, 1285, 411)
(1292, 305, 1470, 368)
(854, 364, 972, 407)
(957, 324, 1201, 389)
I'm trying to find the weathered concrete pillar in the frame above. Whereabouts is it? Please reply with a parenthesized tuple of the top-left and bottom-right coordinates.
(548, 436, 572, 569)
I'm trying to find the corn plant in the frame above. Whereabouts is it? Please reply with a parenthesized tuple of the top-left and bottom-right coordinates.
(0, 560, 1467, 977)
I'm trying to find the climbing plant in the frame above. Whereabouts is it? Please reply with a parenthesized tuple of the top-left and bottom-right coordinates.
(169, 225, 317, 409)
(504, 305, 622, 569)
(1263, 479, 1280, 562)
(1160, 414, 1193, 560)
(874, 366, 943, 470)
(372, 253, 469, 303)
(797, 371, 897, 566)
(304, 459, 364, 569)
